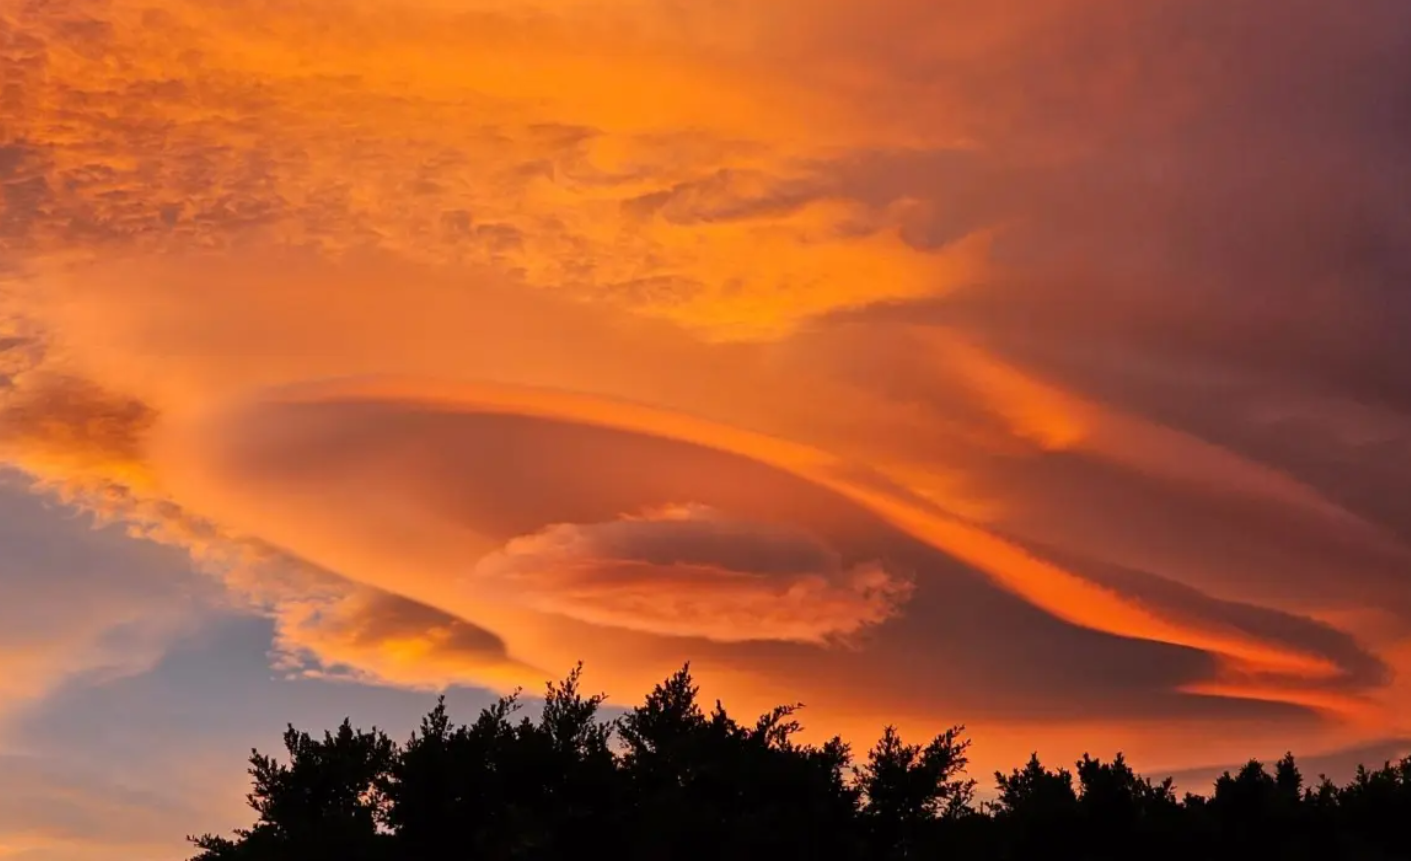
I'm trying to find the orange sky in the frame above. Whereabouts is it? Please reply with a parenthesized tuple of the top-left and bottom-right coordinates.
(5, 0, 1411, 857)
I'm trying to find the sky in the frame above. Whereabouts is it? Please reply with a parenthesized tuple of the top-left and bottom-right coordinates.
(3, 0, 1411, 856)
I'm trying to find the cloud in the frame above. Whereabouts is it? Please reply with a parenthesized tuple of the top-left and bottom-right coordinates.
(473, 503, 913, 644)
(1014, 543, 1391, 723)
(1, 226, 1399, 751)
(0, 346, 547, 707)
(2, 0, 1411, 816)
(137, 384, 1397, 743)
(0, 373, 157, 493)
(269, 586, 545, 691)
(0, 0, 990, 337)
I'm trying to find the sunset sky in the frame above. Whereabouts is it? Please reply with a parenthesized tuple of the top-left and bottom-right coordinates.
(4, 0, 1411, 857)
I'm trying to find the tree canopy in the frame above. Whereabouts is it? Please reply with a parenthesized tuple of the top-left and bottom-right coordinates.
(189, 663, 1411, 860)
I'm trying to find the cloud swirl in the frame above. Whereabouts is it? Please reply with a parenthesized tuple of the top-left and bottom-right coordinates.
(4, 3, 1411, 854)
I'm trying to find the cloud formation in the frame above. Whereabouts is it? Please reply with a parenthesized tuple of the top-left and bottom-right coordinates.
(134, 384, 1392, 742)
(269, 586, 545, 691)
(4, 2, 1411, 852)
(474, 504, 912, 644)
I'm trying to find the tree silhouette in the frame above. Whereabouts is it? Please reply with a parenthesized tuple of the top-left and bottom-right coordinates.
(373, 664, 617, 860)
(855, 724, 974, 859)
(188, 664, 1411, 860)
(616, 664, 863, 860)
(189, 720, 395, 860)
(992, 754, 1078, 859)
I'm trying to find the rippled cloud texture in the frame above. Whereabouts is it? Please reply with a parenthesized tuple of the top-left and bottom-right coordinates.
(4, 0, 1411, 855)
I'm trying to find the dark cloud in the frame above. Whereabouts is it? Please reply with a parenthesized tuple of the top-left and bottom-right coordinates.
(790, 0, 1411, 415)
(0, 375, 155, 464)
(1022, 540, 1389, 692)
(972, 449, 1411, 614)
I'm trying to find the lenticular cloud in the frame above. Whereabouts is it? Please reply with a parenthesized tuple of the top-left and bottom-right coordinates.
(473, 504, 913, 644)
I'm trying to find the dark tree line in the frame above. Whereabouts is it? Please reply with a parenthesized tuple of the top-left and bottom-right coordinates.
(190, 664, 1411, 860)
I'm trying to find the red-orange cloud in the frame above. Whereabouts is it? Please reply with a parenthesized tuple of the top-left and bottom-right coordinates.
(4, 5, 1411, 847)
(473, 503, 912, 644)
(269, 586, 545, 691)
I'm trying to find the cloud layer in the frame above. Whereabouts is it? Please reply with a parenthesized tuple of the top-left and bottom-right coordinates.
(4, 0, 1411, 853)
